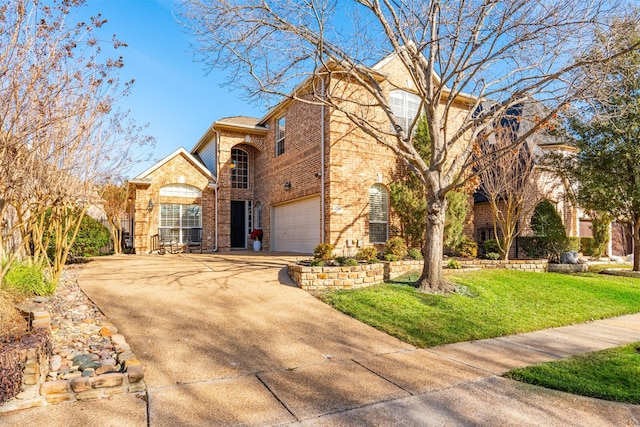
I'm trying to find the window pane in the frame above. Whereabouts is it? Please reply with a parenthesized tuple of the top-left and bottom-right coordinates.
(369, 223, 388, 244)
(182, 205, 202, 228)
(160, 204, 180, 227)
(231, 148, 249, 189)
(255, 202, 263, 229)
(276, 117, 285, 156)
(369, 184, 388, 243)
(159, 184, 202, 198)
(389, 90, 421, 133)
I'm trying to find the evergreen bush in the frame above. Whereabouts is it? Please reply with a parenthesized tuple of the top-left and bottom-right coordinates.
(313, 243, 335, 261)
(385, 237, 408, 258)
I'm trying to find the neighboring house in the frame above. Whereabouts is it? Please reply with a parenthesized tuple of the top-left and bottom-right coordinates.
(128, 53, 473, 254)
(471, 102, 632, 258)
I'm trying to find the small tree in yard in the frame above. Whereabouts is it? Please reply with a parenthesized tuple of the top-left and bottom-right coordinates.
(588, 211, 613, 258)
(529, 199, 569, 262)
(0, 0, 155, 284)
(475, 104, 556, 261)
(101, 183, 129, 255)
(182, 0, 640, 292)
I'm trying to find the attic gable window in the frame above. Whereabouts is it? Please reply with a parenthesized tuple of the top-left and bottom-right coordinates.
(159, 184, 202, 198)
(390, 90, 421, 133)
(275, 116, 285, 156)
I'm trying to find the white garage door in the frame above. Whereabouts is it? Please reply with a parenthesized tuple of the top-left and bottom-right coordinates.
(273, 196, 321, 253)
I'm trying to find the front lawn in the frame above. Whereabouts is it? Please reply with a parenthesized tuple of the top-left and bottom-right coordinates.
(320, 270, 640, 347)
(505, 342, 640, 404)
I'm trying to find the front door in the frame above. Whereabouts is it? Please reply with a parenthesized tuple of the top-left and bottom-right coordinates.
(230, 201, 246, 248)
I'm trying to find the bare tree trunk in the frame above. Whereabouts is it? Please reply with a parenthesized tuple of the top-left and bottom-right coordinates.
(633, 215, 640, 272)
(419, 195, 455, 293)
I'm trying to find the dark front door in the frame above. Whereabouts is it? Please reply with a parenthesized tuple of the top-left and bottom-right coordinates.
(230, 201, 246, 248)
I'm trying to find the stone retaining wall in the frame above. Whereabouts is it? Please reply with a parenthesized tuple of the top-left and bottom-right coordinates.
(288, 263, 384, 292)
(0, 310, 145, 414)
(547, 263, 588, 273)
(288, 259, 548, 291)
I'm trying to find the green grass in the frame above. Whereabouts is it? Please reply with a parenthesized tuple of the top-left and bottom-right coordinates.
(320, 270, 640, 347)
(505, 342, 640, 404)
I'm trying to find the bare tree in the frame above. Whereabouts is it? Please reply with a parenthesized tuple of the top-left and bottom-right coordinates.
(475, 103, 559, 260)
(0, 0, 154, 283)
(181, 0, 639, 292)
(101, 183, 128, 255)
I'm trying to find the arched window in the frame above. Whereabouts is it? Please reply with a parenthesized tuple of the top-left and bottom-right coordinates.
(159, 184, 202, 198)
(389, 90, 421, 133)
(369, 184, 388, 243)
(254, 202, 263, 230)
(231, 148, 249, 189)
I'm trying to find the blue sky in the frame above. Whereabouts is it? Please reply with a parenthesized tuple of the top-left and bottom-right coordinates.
(83, 0, 263, 177)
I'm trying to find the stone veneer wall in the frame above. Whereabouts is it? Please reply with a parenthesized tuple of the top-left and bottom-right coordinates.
(0, 310, 145, 413)
(288, 259, 548, 291)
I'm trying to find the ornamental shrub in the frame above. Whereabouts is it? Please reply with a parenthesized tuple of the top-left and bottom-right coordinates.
(356, 247, 378, 262)
(447, 259, 461, 269)
(580, 237, 595, 256)
(590, 214, 612, 258)
(70, 215, 111, 257)
(313, 243, 334, 261)
(408, 248, 423, 260)
(458, 237, 478, 258)
(385, 237, 408, 258)
(486, 252, 501, 260)
(530, 200, 570, 262)
(384, 254, 399, 262)
(483, 239, 500, 255)
(2, 262, 55, 296)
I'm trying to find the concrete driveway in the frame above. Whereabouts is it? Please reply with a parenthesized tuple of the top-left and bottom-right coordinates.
(74, 253, 640, 426)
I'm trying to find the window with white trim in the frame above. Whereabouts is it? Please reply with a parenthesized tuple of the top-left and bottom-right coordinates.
(159, 204, 202, 244)
(159, 184, 202, 198)
(231, 148, 249, 189)
(275, 116, 285, 156)
(369, 184, 388, 243)
(389, 90, 421, 133)
(254, 202, 263, 229)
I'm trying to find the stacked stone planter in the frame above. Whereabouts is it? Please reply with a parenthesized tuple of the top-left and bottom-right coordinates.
(288, 263, 384, 292)
(288, 259, 548, 291)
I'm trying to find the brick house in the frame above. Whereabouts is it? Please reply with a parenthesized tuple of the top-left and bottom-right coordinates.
(128, 53, 473, 254)
(127, 51, 630, 257)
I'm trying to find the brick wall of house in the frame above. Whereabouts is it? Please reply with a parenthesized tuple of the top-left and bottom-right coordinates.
(213, 99, 324, 251)
(132, 153, 215, 253)
(216, 129, 266, 250)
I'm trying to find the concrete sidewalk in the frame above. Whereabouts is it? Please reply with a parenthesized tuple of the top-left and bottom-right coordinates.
(2, 254, 638, 426)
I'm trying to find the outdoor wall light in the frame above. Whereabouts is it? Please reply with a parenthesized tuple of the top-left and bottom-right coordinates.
(147, 199, 154, 212)
(230, 160, 237, 169)
(284, 181, 292, 191)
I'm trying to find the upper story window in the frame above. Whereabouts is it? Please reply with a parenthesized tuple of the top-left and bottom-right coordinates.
(389, 90, 421, 133)
(369, 184, 389, 244)
(231, 148, 249, 189)
(159, 184, 202, 198)
(275, 116, 285, 156)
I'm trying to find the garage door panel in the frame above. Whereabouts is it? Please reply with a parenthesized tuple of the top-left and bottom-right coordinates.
(273, 197, 320, 253)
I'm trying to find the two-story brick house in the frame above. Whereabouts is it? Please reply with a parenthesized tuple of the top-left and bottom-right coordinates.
(128, 53, 473, 254)
(129, 51, 628, 258)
